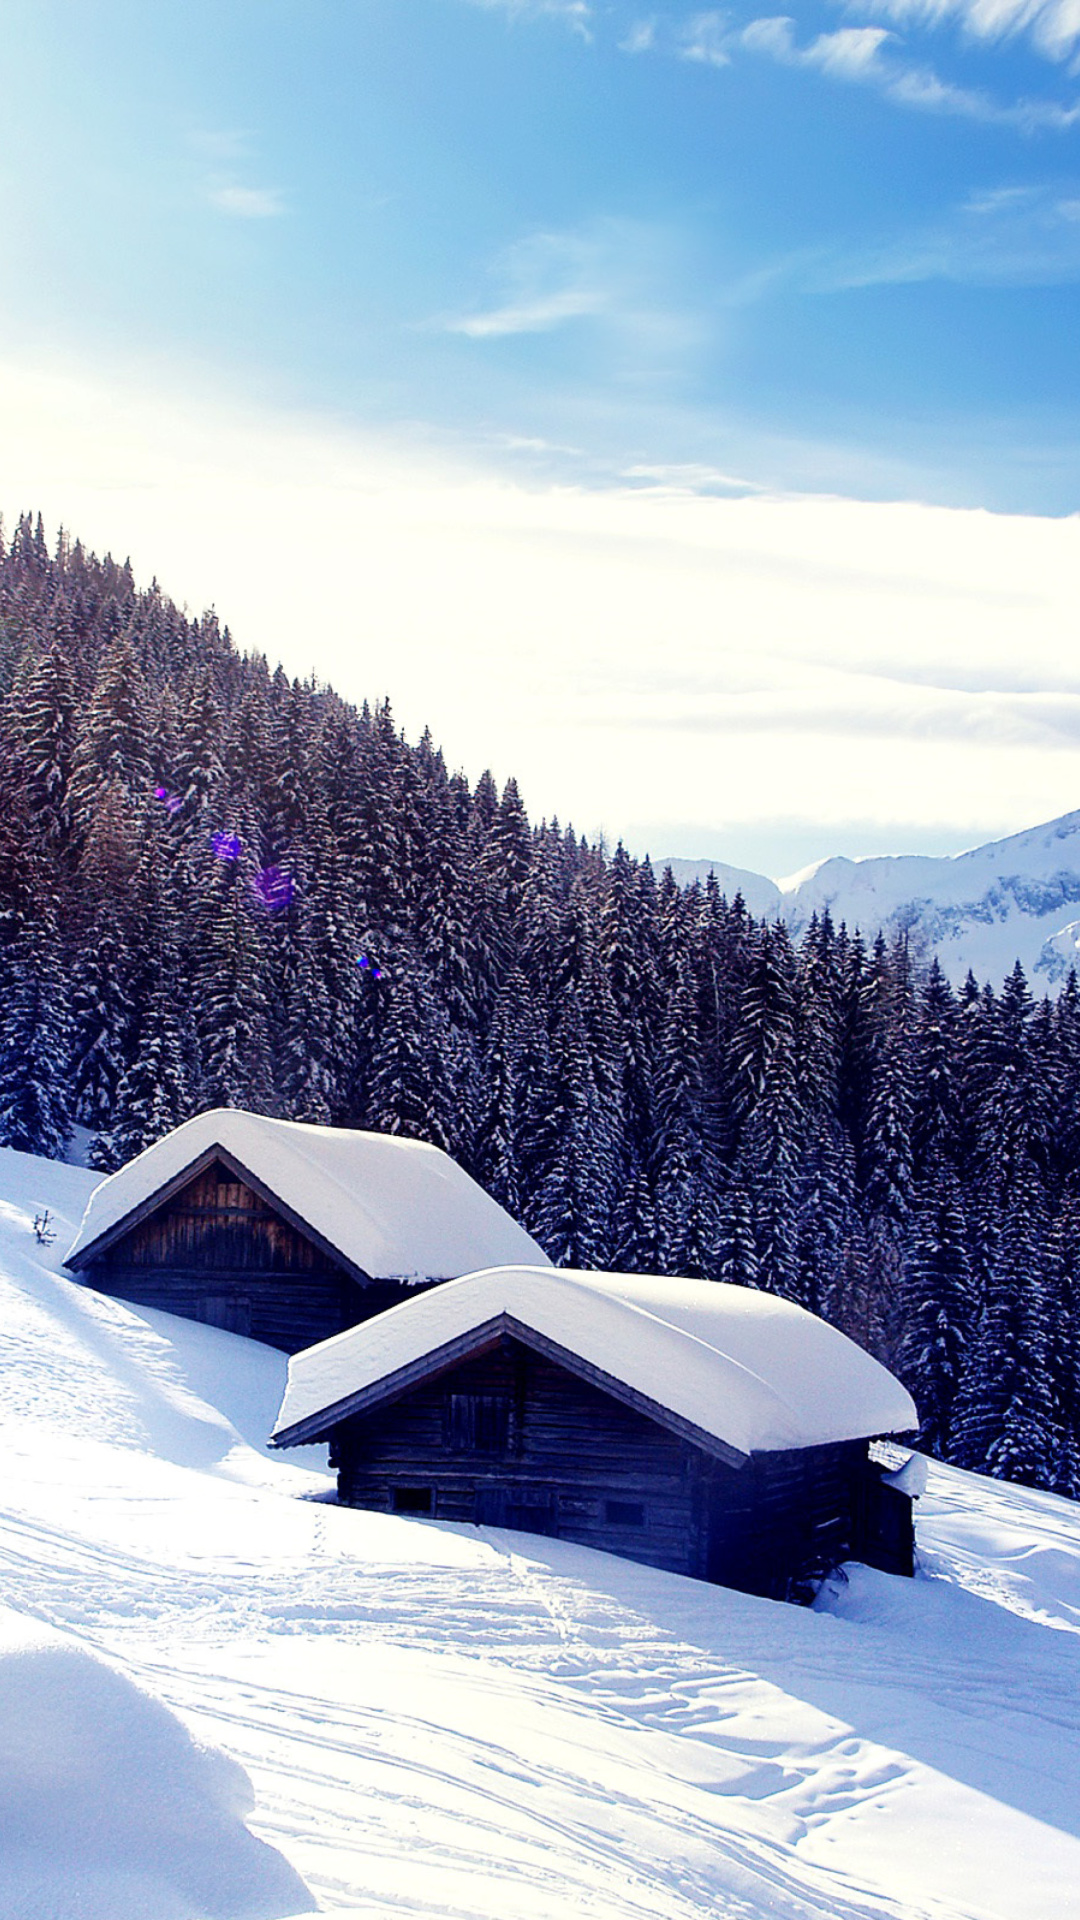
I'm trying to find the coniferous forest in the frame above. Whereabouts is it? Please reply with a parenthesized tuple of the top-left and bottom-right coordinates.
(1, 512, 1078, 1500)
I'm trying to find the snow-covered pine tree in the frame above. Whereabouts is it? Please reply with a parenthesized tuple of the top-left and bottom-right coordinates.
(528, 990, 618, 1270)
(651, 956, 716, 1277)
(191, 849, 271, 1111)
(66, 632, 153, 841)
(5, 636, 78, 851)
(0, 774, 73, 1158)
(713, 1169, 760, 1289)
(364, 946, 472, 1159)
(898, 1160, 973, 1455)
(949, 1155, 1056, 1484)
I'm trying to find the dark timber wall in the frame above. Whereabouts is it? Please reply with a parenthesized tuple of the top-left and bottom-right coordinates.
(330, 1334, 911, 1595)
(81, 1160, 407, 1352)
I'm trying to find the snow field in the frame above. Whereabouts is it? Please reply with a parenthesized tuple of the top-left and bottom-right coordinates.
(1, 1142, 1079, 1919)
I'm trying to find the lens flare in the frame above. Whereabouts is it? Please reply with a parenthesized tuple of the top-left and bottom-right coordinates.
(253, 866, 295, 912)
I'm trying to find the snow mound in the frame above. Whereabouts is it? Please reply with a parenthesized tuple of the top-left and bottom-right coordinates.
(66, 1108, 550, 1284)
(0, 1611, 311, 1920)
(273, 1263, 917, 1454)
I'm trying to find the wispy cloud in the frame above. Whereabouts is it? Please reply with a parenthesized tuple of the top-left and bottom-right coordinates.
(460, 0, 593, 35)
(840, 0, 1080, 67)
(441, 221, 703, 365)
(208, 184, 285, 219)
(623, 461, 766, 492)
(445, 231, 609, 337)
(733, 12, 1080, 124)
(823, 180, 1080, 285)
(740, 16, 895, 74)
(679, 11, 733, 63)
(622, 6, 1080, 127)
(190, 129, 254, 164)
(620, 16, 658, 52)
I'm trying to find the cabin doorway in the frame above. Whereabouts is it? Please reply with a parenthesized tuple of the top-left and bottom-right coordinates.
(192, 1294, 253, 1337)
(474, 1485, 557, 1537)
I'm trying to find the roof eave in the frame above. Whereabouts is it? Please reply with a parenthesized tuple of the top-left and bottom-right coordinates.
(65, 1140, 374, 1290)
(271, 1309, 751, 1466)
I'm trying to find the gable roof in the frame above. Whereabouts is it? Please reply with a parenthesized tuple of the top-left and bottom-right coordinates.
(65, 1110, 550, 1285)
(271, 1264, 917, 1458)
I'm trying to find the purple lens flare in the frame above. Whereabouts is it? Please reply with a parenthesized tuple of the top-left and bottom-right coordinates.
(252, 866, 295, 912)
(210, 830, 242, 861)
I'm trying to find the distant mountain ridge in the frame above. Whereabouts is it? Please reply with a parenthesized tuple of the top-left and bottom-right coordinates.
(662, 810, 1080, 989)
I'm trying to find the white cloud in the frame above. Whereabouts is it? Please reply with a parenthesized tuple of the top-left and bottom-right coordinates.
(823, 179, 1080, 285)
(679, 11, 733, 63)
(805, 23, 896, 71)
(460, 0, 592, 34)
(741, 14, 895, 71)
(189, 129, 253, 163)
(841, 0, 1080, 65)
(442, 220, 703, 363)
(208, 184, 285, 219)
(620, 17, 658, 52)
(448, 288, 606, 337)
(623, 461, 765, 491)
(3, 351, 1079, 870)
(734, 10, 1080, 122)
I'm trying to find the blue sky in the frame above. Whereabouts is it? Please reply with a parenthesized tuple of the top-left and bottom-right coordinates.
(1, 0, 1079, 868)
(4, 0, 1079, 511)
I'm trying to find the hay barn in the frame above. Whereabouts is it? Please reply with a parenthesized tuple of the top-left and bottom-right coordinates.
(271, 1265, 919, 1599)
(64, 1110, 550, 1353)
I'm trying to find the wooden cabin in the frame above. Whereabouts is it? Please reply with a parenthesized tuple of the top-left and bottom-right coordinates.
(64, 1110, 550, 1354)
(271, 1265, 919, 1600)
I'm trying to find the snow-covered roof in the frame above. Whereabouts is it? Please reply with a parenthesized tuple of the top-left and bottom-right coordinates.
(272, 1265, 916, 1457)
(65, 1111, 550, 1284)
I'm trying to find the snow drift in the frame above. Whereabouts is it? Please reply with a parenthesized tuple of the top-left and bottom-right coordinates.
(0, 1611, 310, 1920)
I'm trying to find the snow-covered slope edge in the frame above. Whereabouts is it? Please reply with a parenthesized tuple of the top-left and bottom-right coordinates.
(2, 1143, 1080, 1919)
(664, 808, 1080, 987)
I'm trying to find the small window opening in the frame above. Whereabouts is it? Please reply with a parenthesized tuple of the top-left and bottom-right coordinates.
(391, 1486, 434, 1516)
(447, 1394, 512, 1454)
(605, 1499, 645, 1528)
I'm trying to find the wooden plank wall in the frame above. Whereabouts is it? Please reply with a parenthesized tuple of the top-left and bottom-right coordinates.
(336, 1338, 708, 1577)
(333, 1334, 900, 1597)
(86, 1161, 401, 1352)
(703, 1440, 871, 1599)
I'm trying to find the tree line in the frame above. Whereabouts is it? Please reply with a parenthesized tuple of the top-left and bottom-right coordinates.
(1, 511, 1077, 1498)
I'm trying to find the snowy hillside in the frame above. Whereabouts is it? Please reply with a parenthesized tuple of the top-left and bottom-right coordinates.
(665, 809, 1080, 987)
(2, 1146, 1079, 1920)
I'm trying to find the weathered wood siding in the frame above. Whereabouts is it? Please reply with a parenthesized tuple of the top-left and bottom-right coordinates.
(84, 1160, 404, 1352)
(331, 1333, 909, 1596)
(701, 1440, 871, 1599)
(335, 1337, 708, 1577)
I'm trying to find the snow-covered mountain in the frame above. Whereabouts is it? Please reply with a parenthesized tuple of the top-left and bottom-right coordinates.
(663, 809, 1080, 988)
